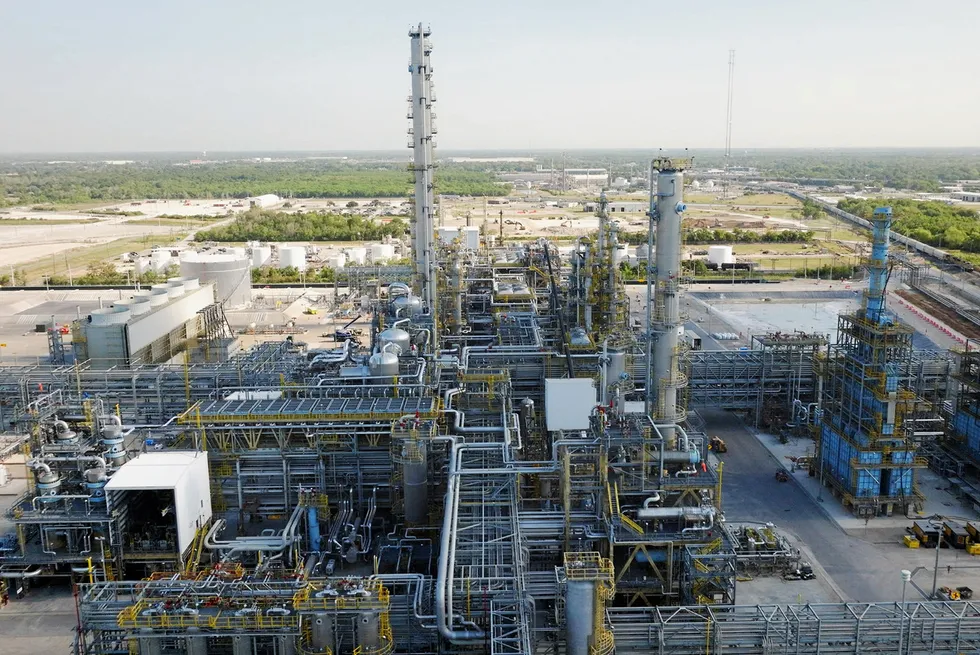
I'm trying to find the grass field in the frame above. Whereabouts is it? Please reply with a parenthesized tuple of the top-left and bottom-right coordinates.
(686, 193, 801, 207)
(18, 233, 188, 284)
(0, 217, 101, 226)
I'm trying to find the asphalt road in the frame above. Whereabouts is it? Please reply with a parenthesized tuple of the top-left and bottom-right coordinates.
(704, 408, 952, 603)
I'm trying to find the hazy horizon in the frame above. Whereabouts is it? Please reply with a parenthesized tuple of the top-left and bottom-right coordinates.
(2, 0, 978, 152)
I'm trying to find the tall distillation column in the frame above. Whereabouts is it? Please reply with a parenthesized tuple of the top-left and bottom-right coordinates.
(647, 158, 690, 443)
(408, 24, 438, 339)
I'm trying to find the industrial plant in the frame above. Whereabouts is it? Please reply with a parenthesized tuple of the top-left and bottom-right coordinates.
(3, 24, 980, 655)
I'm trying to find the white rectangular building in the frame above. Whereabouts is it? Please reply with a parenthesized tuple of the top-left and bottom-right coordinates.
(106, 451, 212, 555)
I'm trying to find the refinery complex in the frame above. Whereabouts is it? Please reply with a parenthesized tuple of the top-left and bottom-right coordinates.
(3, 25, 980, 655)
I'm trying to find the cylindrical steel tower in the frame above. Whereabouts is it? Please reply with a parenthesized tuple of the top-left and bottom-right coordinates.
(648, 158, 690, 441)
(409, 24, 438, 342)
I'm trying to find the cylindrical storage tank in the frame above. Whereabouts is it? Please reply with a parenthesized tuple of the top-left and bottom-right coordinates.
(707, 245, 734, 266)
(135, 258, 151, 275)
(311, 614, 335, 654)
(150, 249, 172, 273)
(613, 244, 628, 267)
(347, 247, 367, 265)
(231, 246, 247, 259)
(368, 351, 399, 377)
(636, 244, 650, 260)
(461, 226, 481, 250)
(378, 328, 410, 354)
(278, 246, 307, 271)
(565, 580, 596, 655)
(180, 252, 252, 308)
(326, 252, 347, 269)
(379, 244, 395, 260)
(251, 245, 272, 269)
(369, 243, 387, 263)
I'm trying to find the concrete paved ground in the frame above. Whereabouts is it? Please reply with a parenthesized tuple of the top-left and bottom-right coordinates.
(0, 583, 78, 655)
(705, 407, 980, 603)
(0, 479, 76, 654)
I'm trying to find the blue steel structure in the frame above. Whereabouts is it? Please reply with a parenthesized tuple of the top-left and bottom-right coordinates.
(947, 341, 980, 464)
(816, 207, 925, 517)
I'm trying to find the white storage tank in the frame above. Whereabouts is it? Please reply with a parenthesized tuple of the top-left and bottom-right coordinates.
(180, 252, 252, 308)
(251, 245, 272, 269)
(326, 252, 347, 269)
(635, 244, 650, 261)
(279, 246, 307, 271)
(707, 245, 734, 266)
(135, 258, 152, 276)
(347, 247, 367, 265)
(460, 226, 480, 250)
(150, 249, 172, 273)
(369, 243, 395, 263)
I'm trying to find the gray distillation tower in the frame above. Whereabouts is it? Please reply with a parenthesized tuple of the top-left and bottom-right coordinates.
(408, 24, 438, 342)
(646, 157, 690, 443)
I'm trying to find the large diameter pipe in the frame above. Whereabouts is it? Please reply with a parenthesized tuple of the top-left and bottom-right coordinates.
(636, 506, 715, 521)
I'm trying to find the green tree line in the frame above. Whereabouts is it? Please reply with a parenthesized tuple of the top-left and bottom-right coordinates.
(617, 228, 813, 245)
(44, 262, 179, 286)
(251, 266, 336, 284)
(0, 162, 509, 205)
(195, 209, 408, 242)
(839, 198, 980, 252)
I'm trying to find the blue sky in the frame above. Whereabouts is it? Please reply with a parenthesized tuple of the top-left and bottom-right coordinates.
(1, 0, 977, 152)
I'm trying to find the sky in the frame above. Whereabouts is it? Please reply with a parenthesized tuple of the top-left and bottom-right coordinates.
(1, 0, 978, 152)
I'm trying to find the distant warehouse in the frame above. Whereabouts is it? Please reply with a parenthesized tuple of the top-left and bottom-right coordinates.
(248, 194, 282, 209)
(951, 191, 980, 203)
